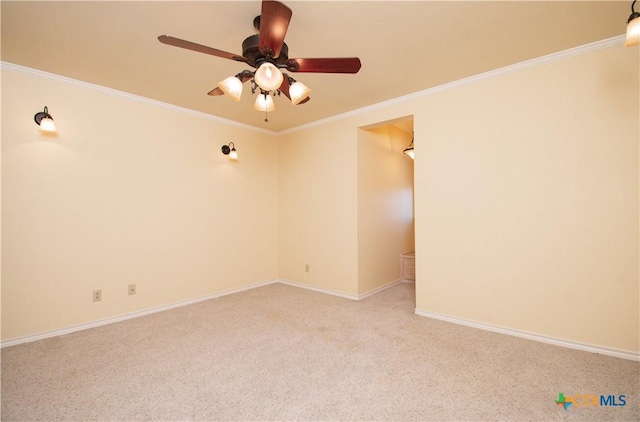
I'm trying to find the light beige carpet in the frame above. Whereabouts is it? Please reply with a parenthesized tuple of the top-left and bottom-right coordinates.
(1, 282, 638, 421)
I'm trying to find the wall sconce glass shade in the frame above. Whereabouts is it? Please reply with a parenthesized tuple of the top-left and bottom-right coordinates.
(218, 76, 243, 101)
(222, 142, 238, 160)
(403, 147, 415, 159)
(39, 117, 57, 132)
(254, 93, 276, 112)
(34, 106, 57, 132)
(254, 62, 284, 92)
(626, 13, 640, 46)
(289, 81, 312, 105)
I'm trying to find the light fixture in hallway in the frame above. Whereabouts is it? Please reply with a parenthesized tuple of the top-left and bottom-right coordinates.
(403, 134, 414, 160)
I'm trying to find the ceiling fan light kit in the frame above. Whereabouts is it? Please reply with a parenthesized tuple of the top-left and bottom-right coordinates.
(254, 92, 276, 112)
(254, 62, 284, 91)
(217, 76, 244, 102)
(158, 0, 361, 122)
(289, 79, 312, 106)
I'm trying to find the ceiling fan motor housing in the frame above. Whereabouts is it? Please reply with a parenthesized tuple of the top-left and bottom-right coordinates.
(242, 34, 289, 67)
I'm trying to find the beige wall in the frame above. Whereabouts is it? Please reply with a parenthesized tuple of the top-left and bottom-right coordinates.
(2, 40, 638, 354)
(2, 68, 278, 340)
(277, 42, 638, 353)
(414, 44, 639, 353)
(357, 125, 414, 295)
(277, 121, 359, 296)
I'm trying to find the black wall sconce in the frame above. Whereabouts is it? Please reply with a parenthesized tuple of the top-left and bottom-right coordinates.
(221, 142, 238, 160)
(626, 1, 640, 46)
(34, 106, 57, 133)
(403, 133, 414, 160)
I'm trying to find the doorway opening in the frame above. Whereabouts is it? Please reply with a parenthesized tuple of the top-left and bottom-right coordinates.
(357, 116, 415, 298)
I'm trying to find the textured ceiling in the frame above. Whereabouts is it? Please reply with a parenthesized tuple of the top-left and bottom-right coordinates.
(1, 1, 630, 132)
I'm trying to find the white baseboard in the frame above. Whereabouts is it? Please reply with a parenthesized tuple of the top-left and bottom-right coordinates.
(7, 281, 635, 362)
(1, 279, 279, 348)
(415, 308, 639, 362)
(277, 278, 404, 301)
(2, 278, 396, 348)
(358, 278, 404, 300)
(277, 279, 360, 301)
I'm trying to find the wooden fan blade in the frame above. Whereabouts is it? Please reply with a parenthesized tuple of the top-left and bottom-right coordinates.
(279, 73, 291, 99)
(285, 57, 361, 74)
(208, 88, 224, 96)
(158, 35, 248, 63)
(258, 0, 292, 58)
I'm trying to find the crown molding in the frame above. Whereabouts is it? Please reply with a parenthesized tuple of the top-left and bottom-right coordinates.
(0, 61, 277, 136)
(2, 35, 626, 136)
(279, 35, 626, 135)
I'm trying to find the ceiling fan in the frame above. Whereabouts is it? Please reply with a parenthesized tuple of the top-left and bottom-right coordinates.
(158, 0, 361, 120)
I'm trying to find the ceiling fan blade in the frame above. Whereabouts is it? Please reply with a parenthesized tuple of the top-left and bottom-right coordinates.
(285, 57, 361, 74)
(258, 0, 292, 58)
(208, 88, 224, 96)
(279, 72, 291, 99)
(158, 35, 248, 63)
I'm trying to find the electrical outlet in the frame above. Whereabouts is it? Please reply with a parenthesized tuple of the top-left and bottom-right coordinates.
(305, 264, 309, 273)
(128, 284, 136, 296)
(93, 289, 102, 302)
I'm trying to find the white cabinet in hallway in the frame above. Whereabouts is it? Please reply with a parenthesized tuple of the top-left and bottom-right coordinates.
(401, 252, 415, 282)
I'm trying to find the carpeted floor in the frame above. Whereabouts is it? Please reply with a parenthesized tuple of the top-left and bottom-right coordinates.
(1, 282, 638, 421)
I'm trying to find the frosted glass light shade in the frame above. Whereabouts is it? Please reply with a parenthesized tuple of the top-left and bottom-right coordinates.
(39, 117, 57, 132)
(403, 147, 414, 159)
(218, 76, 243, 101)
(289, 81, 312, 105)
(34, 106, 57, 133)
(254, 94, 275, 112)
(254, 62, 283, 92)
(626, 15, 640, 47)
(229, 148, 238, 160)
